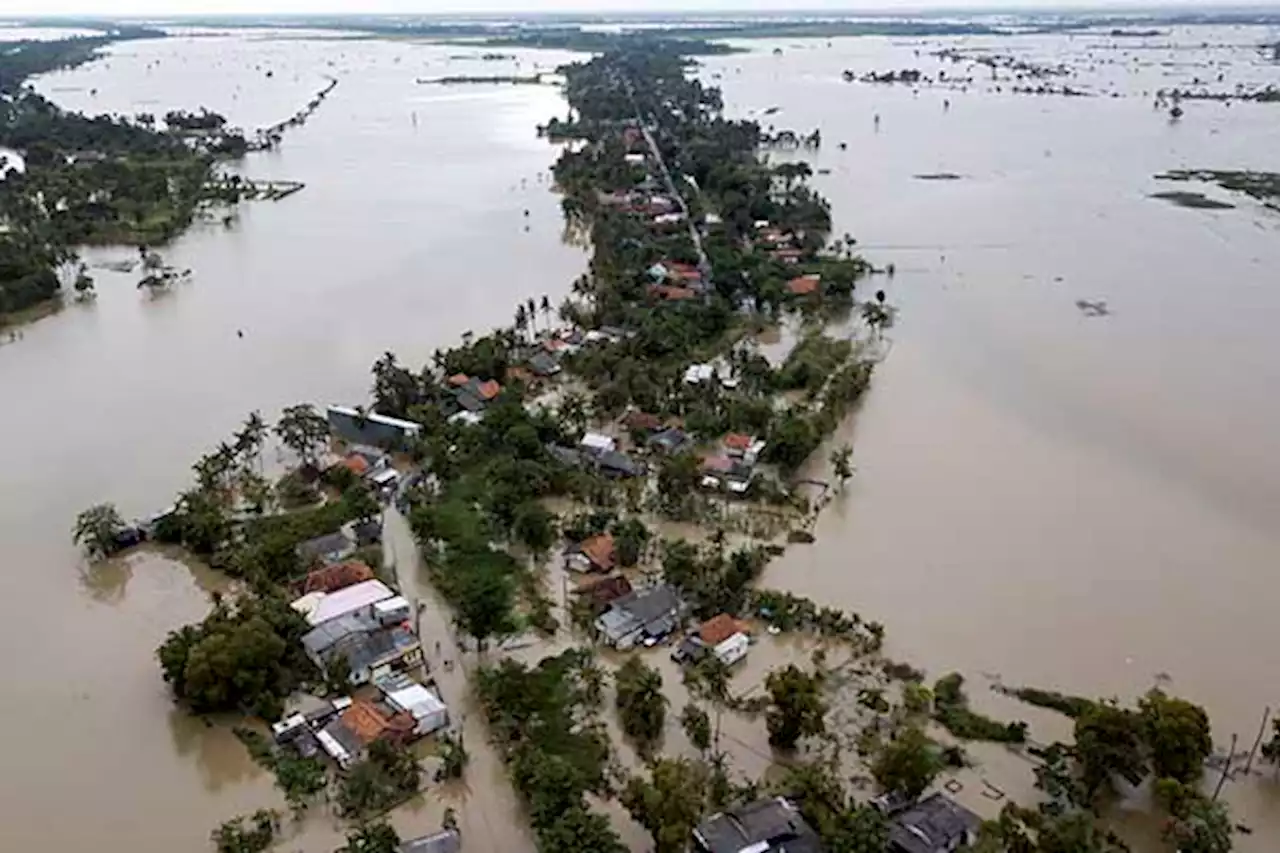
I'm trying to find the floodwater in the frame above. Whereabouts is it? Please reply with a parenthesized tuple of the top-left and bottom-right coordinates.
(4, 21, 1280, 851)
(702, 25, 1280, 845)
(0, 30, 585, 851)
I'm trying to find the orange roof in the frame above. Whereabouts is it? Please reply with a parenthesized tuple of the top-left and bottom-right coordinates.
(506, 366, 534, 384)
(648, 284, 697, 301)
(342, 454, 370, 476)
(575, 574, 633, 605)
(447, 373, 470, 387)
(341, 700, 396, 745)
(304, 561, 374, 594)
(787, 274, 821, 295)
(701, 455, 734, 473)
(723, 433, 755, 451)
(699, 613, 746, 646)
(477, 379, 502, 401)
(580, 533, 616, 571)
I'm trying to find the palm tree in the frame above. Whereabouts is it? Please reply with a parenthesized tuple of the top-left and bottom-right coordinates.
(515, 304, 529, 342)
(526, 297, 538, 338)
(73, 503, 126, 559)
(540, 294, 552, 329)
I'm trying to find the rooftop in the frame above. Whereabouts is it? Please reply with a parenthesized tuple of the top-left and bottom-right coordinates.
(887, 794, 981, 853)
(340, 699, 415, 746)
(301, 579, 395, 626)
(723, 433, 756, 452)
(694, 797, 823, 853)
(699, 613, 747, 647)
(303, 561, 375, 595)
(788, 274, 822, 296)
(399, 828, 462, 853)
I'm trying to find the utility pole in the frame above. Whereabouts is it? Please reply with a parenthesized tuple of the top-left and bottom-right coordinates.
(1244, 706, 1271, 775)
(1211, 733, 1238, 802)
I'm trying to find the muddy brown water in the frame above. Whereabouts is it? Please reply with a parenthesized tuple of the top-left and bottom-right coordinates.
(2, 23, 1280, 851)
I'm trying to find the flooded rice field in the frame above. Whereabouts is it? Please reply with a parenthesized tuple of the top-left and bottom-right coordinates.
(2, 21, 1280, 851)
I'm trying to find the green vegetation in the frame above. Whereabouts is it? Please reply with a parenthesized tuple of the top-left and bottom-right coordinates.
(932, 672, 1028, 743)
(871, 724, 944, 800)
(337, 740, 423, 821)
(764, 663, 827, 750)
(339, 821, 401, 853)
(782, 760, 888, 853)
(211, 809, 280, 853)
(681, 703, 712, 752)
(71, 502, 127, 560)
(622, 757, 712, 853)
(156, 592, 313, 720)
(475, 650, 623, 853)
(1157, 169, 1280, 209)
(1001, 684, 1097, 719)
(233, 727, 328, 815)
(616, 656, 668, 755)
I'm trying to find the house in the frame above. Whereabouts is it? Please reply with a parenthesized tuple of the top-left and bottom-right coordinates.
(625, 152, 646, 166)
(671, 635, 708, 664)
(565, 533, 616, 573)
(648, 427, 692, 455)
(575, 574, 634, 608)
(887, 794, 981, 853)
(623, 410, 664, 434)
(528, 351, 562, 377)
(301, 611, 423, 685)
(303, 560, 375, 595)
(579, 431, 617, 455)
(453, 391, 486, 414)
(698, 614, 751, 666)
(649, 283, 697, 301)
(296, 531, 355, 567)
(326, 405, 422, 450)
(376, 673, 450, 736)
(595, 584, 684, 650)
(723, 433, 768, 466)
(701, 455, 756, 495)
(594, 449, 646, 479)
(399, 828, 462, 853)
(318, 698, 415, 768)
(684, 363, 716, 385)
(788, 274, 822, 296)
(295, 579, 395, 626)
(693, 797, 823, 853)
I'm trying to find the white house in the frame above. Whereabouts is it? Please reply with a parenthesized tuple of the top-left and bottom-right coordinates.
(579, 431, 617, 454)
(376, 674, 450, 737)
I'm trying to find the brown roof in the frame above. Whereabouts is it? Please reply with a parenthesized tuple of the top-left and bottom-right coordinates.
(624, 411, 663, 432)
(575, 574, 633, 606)
(723, 433, 755, 452)
(506, 366, 534, 384)
(477, 380, 502, 401)
(648, 284, 697, 301)
(341, 454, 370, 476)
(580, 533, 616, 571)
(787, 274, 821, 295)
(304, 561, 375, 594)
(447, 373, 470, 387)
(341, 700, 415, 746)
(699, 614, 747, 646)
(701, 455, 734, 473)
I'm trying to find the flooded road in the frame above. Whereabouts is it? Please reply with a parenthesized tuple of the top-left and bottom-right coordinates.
(703, 26, 1280, 844)
(0, 30, 584, 851)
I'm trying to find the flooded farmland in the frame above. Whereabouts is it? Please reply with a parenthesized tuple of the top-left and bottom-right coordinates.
(2, 20, 1280, 852)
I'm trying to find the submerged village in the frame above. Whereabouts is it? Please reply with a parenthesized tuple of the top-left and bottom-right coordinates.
(10, 23, 1266, 853)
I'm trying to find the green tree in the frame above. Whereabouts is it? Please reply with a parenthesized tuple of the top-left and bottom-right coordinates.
(536, 805, 627, 853)
(784, 761, 888, 853)
(275, 404, 330, 464)
(871, 724, 943, 800)
(1162, 796, 1233, 853)
(681, 703, 712, 752)
(829, 444, 854, 486)
(615, 657, 667, 754)
(612, 517, 651, 567)
(1073, 703, 1147, 799)
(1139, 689, 1212, 785)
(324, 653, 352, 697)
(340, 821, 401, 853)
(513, 501, 556, 556)
(451, 562, 516, 651)
(72, 502, 127, 559)
(621, 757, 709, 853)
(211, 809, 279, 853)
(764, 664, 827, 750)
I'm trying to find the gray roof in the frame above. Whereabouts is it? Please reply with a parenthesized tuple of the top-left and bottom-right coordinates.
(888, 794, 981, 853)
(400, 829, 462, 853)
(320, 717, 364, 758)
(296, 531, 353, 563)
(596, 449, 645, 478)
(648, 427, 691, 454)
(547, 444, 583, 468)
(302, 612, 381, 658)
(695, 797, 823, 853)
(599, 585, 682, 642)
(455, 391, 486, 413)
(528, 352, 561, 375)
(302, 614, 418, 676)
(342, 627, 420, 676)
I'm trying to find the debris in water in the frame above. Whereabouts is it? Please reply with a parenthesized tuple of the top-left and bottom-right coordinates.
(1075, 299, 1111, 317)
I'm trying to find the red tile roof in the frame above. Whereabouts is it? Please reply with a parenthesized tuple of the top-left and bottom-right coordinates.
(575, 574, 633, 606)
(505, 366, 534, 384)
(447, 373, 470, 387)
(701, 455, 734, 473)
(580, 533, 616, 571)
(304, 561, 375, 594)
(341, 700, 415, 746)
(648, 284, 697, 301)
(624, 411, 663, 432)
(699, 613, 747, 647)
(341, 454, 370, 476)
(723, 433, 755, 452)
(477, 380, 502, 401)
(787, 274, 821, 296)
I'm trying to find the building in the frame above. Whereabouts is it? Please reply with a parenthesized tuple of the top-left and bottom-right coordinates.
(296, 530, 355, 567)
(399, 828, 462, 853)
(594, 449, 646, 479)
(723, 433, 768, 466)
(595, 584, 684, 650)
(303, 560, 375, 594)
(575, 574, 634, 609)
(579, 431, 617, 455)
(648, 427, 692, 455)
(376, 673, 450, 736)
(623, 410, 664, 434)
(301, 612, 423, 686)
(698, 614, 751, 666)
(693, 797, 823, 853)
(295, 578, 395, 626)
(327, 405, 422, 449)
(887, 794, 981, 853)
(528, 351, 562, 377)
(318, 698, 416, 769)
(565, 533, 616, 573)
(787, 274, 822, 296)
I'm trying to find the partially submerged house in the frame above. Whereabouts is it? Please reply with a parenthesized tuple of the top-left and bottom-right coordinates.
(887, 794, 981, 853)
(296, 530, 356, 567)
(649, 426, 692, 456)
(700, 455, 755, 494)
(575, 574, 633, 609)
(301, 611, 423, 686)
(595, 584, 684, 650)
(327, 405, 422, 450)
(399, 828, 462, 853)
(318, 698, 416, 769)
(565, 533, 616, 574)
(375, 673, 449, 737)
(693, 797, 823, 853)
(723, 433, 767, 466)
(697, 614, 751, 666)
